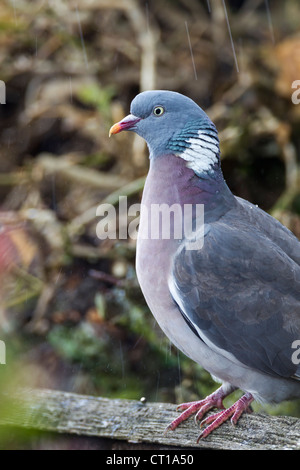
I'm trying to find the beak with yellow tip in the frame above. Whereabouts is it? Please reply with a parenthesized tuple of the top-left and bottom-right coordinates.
(109, 114, 141, 137)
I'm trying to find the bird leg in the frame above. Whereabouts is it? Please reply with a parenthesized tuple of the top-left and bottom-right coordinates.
(165, 384, 236, 433)
(197, 392, 254, 440)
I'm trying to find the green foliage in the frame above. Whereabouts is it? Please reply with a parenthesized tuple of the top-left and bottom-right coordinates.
(80, 152, 112, 169)
(103, 286, 177, 366)
(292, 194, 300, 215)
(77, 84, 116, 118)
(48, 322, 110, 368)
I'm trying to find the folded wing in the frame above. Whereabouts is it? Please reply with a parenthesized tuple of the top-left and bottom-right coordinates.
(169, 212, 300, 379)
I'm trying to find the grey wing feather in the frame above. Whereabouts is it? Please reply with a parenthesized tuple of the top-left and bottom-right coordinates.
(169, 205, 300, 379)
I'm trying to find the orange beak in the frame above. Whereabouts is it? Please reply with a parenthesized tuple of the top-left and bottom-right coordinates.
(109, 122, 123, 136)
(109, 114, 141, 137)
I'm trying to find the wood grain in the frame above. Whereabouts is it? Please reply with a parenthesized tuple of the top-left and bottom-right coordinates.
(0, 388, 299, 450)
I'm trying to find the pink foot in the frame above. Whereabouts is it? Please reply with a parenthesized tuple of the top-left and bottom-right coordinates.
(197, 392, 254, 441)
(165, 384, 236, 433)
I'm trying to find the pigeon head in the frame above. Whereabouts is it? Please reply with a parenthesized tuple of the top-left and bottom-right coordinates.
(110, 90, 220, 177)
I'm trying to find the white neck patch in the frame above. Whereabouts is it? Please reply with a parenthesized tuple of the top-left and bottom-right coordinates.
(176, 129, 220, 175)
(167, 120, 220, 176)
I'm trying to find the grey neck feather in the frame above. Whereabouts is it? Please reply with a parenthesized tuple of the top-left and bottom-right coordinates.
(166, 119, 220, 178)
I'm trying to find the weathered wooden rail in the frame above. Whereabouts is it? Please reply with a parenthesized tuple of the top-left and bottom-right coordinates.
(0, 388, 299, 450)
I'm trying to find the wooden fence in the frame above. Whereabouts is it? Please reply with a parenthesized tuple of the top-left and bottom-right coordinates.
(0, 388, 299, 450)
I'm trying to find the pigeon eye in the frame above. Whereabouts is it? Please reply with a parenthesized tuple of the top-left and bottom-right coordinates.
(153, 106, 165, 116)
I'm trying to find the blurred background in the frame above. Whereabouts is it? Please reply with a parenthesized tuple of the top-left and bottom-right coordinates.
(0, 0, 299, 448)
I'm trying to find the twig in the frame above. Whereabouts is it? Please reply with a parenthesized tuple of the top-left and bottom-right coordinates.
(271, 170, 300, 214)
(66, 0, 158, 166)
(67, 175, 145, 238)
(36, 153, 129, 190)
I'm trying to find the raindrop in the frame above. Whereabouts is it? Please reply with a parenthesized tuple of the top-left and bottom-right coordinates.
(145, 2, 150, 32)
(177, 350, 181, 386)
(265, 0, 275, 44)
(52, 174, 57, 211)
(222, 0, 239, 73)
(75, 5, 89, 70)
(69, 76, 73, 104)
(119, 340, 125, 382)
(12, 0, 18, 25)
(185, 21, 198, 81)
(155, 370, 160, 401)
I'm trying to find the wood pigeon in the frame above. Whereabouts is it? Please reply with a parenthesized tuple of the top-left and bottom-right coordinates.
(109, 90, 300, 440)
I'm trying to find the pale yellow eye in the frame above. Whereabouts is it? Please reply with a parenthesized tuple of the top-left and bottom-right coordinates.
(153, 106, 165, 116)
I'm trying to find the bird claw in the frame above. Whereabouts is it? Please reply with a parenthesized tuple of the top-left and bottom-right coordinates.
(194, 400, 225, 424)
(165, 385, 230, 433)
(166, 387, 254, 441)
(197, 393, 254, 441)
